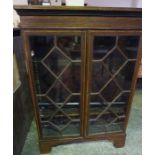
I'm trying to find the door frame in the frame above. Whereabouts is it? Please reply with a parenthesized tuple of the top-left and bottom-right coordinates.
(22, 30, 87, 140)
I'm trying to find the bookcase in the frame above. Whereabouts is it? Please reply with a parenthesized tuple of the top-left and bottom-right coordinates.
(14, 5, 142, 154)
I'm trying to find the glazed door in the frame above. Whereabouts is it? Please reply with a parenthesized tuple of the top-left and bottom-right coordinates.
(25, 31, 86, 138)
(86, 31, 141, 135)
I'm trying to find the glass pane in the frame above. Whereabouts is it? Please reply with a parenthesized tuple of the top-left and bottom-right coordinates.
(115, 92, 130, 105)
(93, 36, 116, 60)
(60, 62, 81, 93)
(104, 48, 127, 74)
(114, 61, 136, 90)
(90, 95, 105, 119)
(91, 62, 112, 92)
(57, 36, 81, 60)
(43, 48, 70, 76)
(41, 95, 81, 137)
(63, 95, 81, 117)
(32, 63, 55, 94)
(38, 96, 57, 121)
(89, 95, 126, 134)
(29, 35, 82, 138)
(47, 81, 71, 103)
(29, 36, 54, 61)
(118, 36, 139, 59)
(89, 114, 125, 134)
(89, 35, 140, 134)
(101, 81, 121, 102)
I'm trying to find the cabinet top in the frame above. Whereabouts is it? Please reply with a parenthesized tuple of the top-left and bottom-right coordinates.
(14, 5, 142, 17)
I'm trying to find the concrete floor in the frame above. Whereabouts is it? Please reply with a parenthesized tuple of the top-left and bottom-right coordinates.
(21, 90, 142, 155)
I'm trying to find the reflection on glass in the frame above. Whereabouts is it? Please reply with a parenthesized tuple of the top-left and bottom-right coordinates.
(33, 63, 55, 94)
(118, 36, 139, 59)
(30, 36, 54, 61)
(104, 49, 126, 74)
(57, 36, 81, 60)
(89, 35, 139, 134)
(115, 92, 130, 105)
(93, 36, 116, 60)
(60, 63, 81, 93)
(29, 35, 82, 137)
(89, 114, 125, 134)
(47, 81, 71, 103)
(43, 48, 70, 76)
(101, 81, 121, 102)
(41, 95, 81, 137)
(91, 62, 111, 92)
(38, 96, 57, 120)
(114, 61, 136, 90)
(89, 95, 105, 119)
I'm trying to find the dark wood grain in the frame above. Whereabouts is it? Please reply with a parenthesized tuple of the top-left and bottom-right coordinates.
(39, 132, 126, 153)
(19, 16, 141, 30)
(14, 5, 141, 17)
(14, 5, 141, 12)
(13, 29, 33, 155)
(15, 6, 142, 154)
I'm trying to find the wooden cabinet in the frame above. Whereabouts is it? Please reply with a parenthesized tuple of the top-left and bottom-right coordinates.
(14, 5, 142, 154)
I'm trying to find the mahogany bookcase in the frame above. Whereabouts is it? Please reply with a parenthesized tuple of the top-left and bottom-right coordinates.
(14, 5, 142, 154)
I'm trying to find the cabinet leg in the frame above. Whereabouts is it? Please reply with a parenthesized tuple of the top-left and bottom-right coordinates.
(39, 142, 52, 154)
(113, 135, 126, 148)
